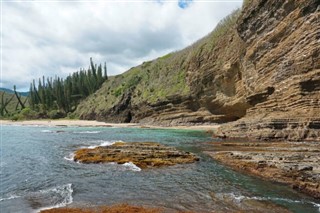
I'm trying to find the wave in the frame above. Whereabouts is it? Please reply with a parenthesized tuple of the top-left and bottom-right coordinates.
(252, 196, 302, 203)
(78, 131, 101, 134)
(311, 202, 320, 212)
(216, 193, 320, 210)
(35, 183, 73, 212)
(85, 140, 123, 149)
(122, 162, 141, 172)
(41, 130, 53, 133)
(0, 195, 20, 202)
(64, 153, 75, 161)
(257, 196, 320, 211)
(219, 192, 303, 203)
(0, 184, 73, 211)
(41, 129, 66, 134)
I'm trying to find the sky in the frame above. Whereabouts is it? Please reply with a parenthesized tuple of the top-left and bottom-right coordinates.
(1, 0, 242, 91)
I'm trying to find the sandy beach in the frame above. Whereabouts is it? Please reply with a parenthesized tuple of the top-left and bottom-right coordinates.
(0, 119, 220, 131)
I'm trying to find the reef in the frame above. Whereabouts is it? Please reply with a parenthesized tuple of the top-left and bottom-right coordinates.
(206, 141, 320, 199)
(74, 142, 199, 169)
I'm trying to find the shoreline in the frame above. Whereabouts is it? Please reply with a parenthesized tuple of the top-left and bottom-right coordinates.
(0, 119, 220, 131)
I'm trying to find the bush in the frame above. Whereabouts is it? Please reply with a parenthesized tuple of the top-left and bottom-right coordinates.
(67, 112, 78, 119)
(113, 86, 124, 97)
(48, 110, 65, 119)
(11, 114, 21, 121)
(10, 107, 38, 120)
(20, 108, 37, 119)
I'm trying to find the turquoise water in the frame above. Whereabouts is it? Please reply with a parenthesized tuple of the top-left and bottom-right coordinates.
(0, 125, 319, 213)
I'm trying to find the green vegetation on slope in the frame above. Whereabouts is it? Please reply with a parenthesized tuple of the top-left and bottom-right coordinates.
(75, 52, 191, 117)
(75, 9, 241, 119)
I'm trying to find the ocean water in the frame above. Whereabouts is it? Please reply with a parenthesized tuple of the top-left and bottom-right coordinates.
(0, 125, 319, 213)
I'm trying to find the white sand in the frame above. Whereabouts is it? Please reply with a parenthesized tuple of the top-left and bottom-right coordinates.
(0, 119, 220, 131)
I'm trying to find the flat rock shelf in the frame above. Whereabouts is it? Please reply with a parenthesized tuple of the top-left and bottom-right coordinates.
(74, 142, 200, 169)
(206, 141, 320, 199)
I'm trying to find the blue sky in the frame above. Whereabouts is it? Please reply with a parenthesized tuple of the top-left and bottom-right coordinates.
(178, 0, 193, 8)
(1, 0, 242, 91)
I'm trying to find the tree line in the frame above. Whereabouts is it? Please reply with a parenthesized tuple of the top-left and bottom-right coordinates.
(29, 58, 108, 114)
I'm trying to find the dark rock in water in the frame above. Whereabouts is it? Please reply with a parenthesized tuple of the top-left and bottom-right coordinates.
(73, 142, 199, 169)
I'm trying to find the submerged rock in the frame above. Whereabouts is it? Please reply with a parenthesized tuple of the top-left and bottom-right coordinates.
(40, 203, 161, 213)
(206, 141, 320, 199)
(74, 142, 199, 169)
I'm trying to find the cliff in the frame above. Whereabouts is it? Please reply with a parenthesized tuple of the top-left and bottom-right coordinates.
(75, 0, 320, 141)
(215, 0, 320, 141)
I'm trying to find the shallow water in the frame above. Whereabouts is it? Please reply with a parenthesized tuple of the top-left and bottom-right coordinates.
(0, 125, 319, 213)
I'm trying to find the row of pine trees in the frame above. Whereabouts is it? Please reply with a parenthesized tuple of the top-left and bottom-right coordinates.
(29, 58, 108, 114)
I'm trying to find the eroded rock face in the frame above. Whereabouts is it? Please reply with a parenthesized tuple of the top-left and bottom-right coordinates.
(217, 0, 320, 141)
(73, 142, 199, 169)
(77, 0, 319, 141)
(206, 141, 320, 199)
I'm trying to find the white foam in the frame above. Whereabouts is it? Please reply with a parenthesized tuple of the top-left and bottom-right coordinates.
(311, 202, 320, 212)
(86, 140, 122, 149)
(122, 162, 141, 172)
(0, 195, 20, 202)
(217, 193, 303, 204)
(37, 183, 73, 212)
(78, 131, 101, 134)
(64, 153, 75, 161)
(41, 130, 53, 133)
(219, 193, 320, 212)
(217, 193, 246, 203)
(250, 196, 302, 204)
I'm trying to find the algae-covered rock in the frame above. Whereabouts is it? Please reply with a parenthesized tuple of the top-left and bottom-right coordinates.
(207, 141, 320, 199)
(74, 142, 199, 169)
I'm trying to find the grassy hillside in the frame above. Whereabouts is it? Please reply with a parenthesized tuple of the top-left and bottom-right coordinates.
(75, 51, 191, 116)
(75, 9, 240, 119)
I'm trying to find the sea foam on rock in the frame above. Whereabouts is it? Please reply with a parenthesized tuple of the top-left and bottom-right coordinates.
(73, 142, 199, 169)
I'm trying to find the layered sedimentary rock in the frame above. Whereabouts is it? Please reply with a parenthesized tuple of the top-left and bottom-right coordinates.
(74, 142, 199, 169)
(76, 0, 320, 141)
(215, 0, 320, 141)
(206, 141, 320, 199)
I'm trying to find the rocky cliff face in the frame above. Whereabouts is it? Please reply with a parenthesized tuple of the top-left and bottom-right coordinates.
(215, 0, 320, 141)
(76, 0, 320, 141)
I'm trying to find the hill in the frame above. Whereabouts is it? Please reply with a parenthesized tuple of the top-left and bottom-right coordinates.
(75, 9, 240, 123)
(75, 0, 320, 141)
(0, 88, 29, 97)
(0, 88, 14, 94)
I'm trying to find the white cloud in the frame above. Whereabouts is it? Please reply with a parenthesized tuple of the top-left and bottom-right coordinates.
(1, 0, 242, 91)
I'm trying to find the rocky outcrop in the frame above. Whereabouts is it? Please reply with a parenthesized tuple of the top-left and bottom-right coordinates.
(41, 204, 162, 213)
(74, 142, 199, 169)
(76, 0, 320, 141)
(206, 141, 320, 199)
(216, 0, 320, 141)
(41, 201, 290, 213)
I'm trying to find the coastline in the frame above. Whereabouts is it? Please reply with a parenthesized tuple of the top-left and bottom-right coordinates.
(0, 119, 220, 131)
